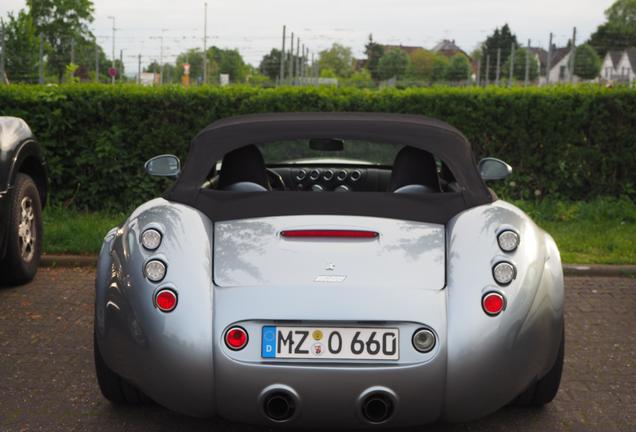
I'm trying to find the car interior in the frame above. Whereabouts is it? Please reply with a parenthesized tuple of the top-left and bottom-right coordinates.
(204, 139, 461, 194)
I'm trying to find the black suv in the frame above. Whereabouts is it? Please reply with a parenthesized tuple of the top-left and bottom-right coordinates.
(0, 117, 47, 285)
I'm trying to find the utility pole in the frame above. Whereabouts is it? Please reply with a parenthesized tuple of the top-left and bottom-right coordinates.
(95, 39, 99, 82)
(279, 25, 286, 85)
(545, 32, 553, 85)
(288, 32, 294, 82)
(203, 2, 207, 85)
(311, 52, 315, 84)
(39, 32, 44, 84)
(485, 54, 490, 86)
(300, 44, 305, 80)
(476, 58, 481, 86)
(509, 43, 515, 86)
(151, 30, 167, 84)
(137, 54, 141, 84)
(524, 39, 531, 86)
(119, 49, 123, 79)
(495, 48, 501, 86)
(0, 19, 6, 85)
(107, 16, 116, 84)
(569, 27, 577, 83)
(295, 37, 300, 82)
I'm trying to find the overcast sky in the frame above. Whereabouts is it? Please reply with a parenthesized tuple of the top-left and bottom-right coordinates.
(1, 0, 614, 75)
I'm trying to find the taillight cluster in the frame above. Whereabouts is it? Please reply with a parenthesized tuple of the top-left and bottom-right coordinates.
(141, 227, 177, 313)
(483, 229, 520, 317)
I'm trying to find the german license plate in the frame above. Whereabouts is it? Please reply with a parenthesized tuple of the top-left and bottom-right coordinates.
(261, 326, 399, 360)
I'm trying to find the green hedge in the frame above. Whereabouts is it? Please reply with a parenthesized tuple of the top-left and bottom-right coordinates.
(0, 84, 635, 211)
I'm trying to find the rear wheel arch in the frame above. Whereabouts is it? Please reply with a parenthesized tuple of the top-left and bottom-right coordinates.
(15, 153, 48, 208)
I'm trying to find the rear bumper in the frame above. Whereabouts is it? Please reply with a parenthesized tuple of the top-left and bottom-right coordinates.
(215, 355, 446, 427)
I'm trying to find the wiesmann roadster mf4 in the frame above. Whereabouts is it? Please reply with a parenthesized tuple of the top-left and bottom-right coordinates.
(94, 113, 564, 428)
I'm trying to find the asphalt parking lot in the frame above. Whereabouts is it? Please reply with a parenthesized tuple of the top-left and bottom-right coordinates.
(0, 268, 634, 432)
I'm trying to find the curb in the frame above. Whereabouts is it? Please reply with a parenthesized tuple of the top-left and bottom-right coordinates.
(40, 255, 636, 277)
(41, 255, 96, 268)
(563, 264, 636, 278)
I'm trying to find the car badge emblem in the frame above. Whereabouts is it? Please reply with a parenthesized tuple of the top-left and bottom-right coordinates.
(325, 263, 336, 271)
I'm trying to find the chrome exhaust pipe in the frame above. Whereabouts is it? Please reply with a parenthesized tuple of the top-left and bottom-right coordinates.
(259, 385, 299, 422)
(359, 388, 396, 424)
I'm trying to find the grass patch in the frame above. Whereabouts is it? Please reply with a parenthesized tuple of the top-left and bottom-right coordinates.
(43, 207, 126, 255)
(514, 197, 636, 265)
(42, 197, 636, 264)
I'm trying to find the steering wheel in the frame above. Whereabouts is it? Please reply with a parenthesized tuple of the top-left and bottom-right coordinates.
(266, 169, 286, 191)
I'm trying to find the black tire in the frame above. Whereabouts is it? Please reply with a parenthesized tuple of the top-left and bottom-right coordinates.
(94, 332, 148, 404)
(0, 173, 42, 286)
(515, 326, 565, 406)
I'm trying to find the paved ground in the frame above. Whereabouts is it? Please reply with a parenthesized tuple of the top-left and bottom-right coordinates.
(0, 269, 634, 432)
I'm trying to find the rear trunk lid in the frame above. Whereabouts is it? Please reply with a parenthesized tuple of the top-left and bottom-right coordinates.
(213, 215, 445, 291)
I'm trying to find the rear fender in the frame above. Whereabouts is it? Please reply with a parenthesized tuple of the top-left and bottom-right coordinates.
(444, 201, 564, 421)
(94, 198, 216, 417)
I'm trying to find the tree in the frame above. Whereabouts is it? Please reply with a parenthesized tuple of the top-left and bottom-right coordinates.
(377, 49, 410, 80)
(502, 48, 539, 81)
(589, 0, 636, 56)
(2, 11, 40, 83)
(409, 49, 436, 80)
(480, 24, 518, 82)
(364, 34, 384, 80)
(318, 43, 353, 78)
(345, 69, 375, 88)
(319, 68, 337, 78)
(208, 47, 247, 83)
(574, 44, 602, 79)
(445, 54, 472, 81)
(431, 55, 449, 82)
(175, 48, 204, 82)
(258, 48, 281, 81)
(26, 0, 95, 81)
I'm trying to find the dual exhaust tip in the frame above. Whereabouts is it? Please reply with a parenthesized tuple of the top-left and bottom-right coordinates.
(260, 386, 396, 424)
(360, 392, 395, 424)
(263, 390, 297, 422)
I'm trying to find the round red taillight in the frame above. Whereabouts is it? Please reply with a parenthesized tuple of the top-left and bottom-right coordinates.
(482, 292, 505, 316)
(155, 289, 177, 312)
(225, 326, 248, 350)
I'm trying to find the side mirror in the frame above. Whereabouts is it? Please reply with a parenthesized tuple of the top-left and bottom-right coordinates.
(479, 157, 512, 181)
(145, 154, 181, 178)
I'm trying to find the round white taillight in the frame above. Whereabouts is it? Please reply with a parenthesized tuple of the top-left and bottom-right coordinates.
(155, 289, 177, 312)
(141, 229, 162, 250)
(493, 261, 516, 285)
(482, 292, 505, 316)
(145, 259, 166, 282)
(497, 230, 519, 252)
(412, 328, 436, 353)
(225, 326, 248, 350)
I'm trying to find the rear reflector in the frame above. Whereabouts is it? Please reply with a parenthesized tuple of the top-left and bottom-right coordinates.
(482, 292, 505, 316)
(155, 289, 177, 312)
(225, 326, 249, 350)
(280, 229, 379, 239)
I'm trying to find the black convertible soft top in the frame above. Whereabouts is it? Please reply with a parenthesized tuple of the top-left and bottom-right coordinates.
(167, 113, 493, 224)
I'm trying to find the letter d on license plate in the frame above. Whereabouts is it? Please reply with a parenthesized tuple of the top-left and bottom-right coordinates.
(261, 326, 399, 360)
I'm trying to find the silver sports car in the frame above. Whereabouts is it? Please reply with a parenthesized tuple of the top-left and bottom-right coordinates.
(94, 113, 564, 428)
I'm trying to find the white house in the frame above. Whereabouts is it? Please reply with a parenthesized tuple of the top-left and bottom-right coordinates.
(615, 48, 636, 84)
(545, 48, 577, 84)
(600, 51, 623, 81)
